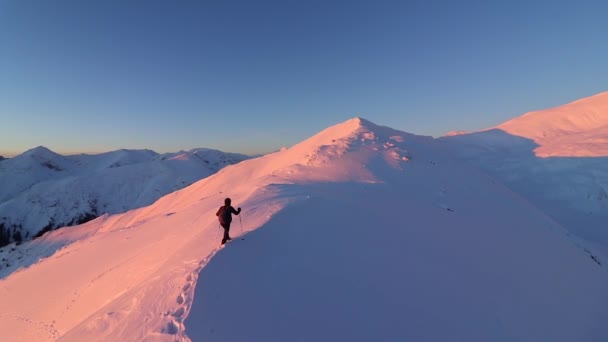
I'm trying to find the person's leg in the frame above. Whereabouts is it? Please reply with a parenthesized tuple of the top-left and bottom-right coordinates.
(221, 223, 231, 244)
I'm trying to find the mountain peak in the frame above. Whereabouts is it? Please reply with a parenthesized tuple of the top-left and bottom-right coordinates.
(22, 145, 57, 157)
(299, 117, 406, 147)
(343, 116, 376, 129)
(11, 146, 69, 171)
(226, 117, 427, 185)
(321, 117, 377, 137)
(17, 146, 66, 163)
(285, 117, 387, 157)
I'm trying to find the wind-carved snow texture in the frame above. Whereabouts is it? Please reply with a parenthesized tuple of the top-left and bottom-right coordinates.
(1, 117, 608, 341)
(305, 129, 410, 170)
(0, 147, 249, 247)
(441, 91, 608, 257)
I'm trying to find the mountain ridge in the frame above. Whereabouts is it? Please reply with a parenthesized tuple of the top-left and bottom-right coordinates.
(496, 91, 608, 157)
(440, 92, 608, 256)
(2, 118, 607, 341)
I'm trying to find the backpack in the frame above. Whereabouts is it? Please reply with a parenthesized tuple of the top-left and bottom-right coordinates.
(218, 205, 232, 225)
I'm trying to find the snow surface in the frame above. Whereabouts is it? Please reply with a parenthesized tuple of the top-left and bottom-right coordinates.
(0, 147, 249, 243)
(1, 118, 607, 341)
(440, 92, 608, 256)
(495, 91, 608, 157)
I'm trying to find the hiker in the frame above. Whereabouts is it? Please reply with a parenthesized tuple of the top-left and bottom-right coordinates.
(216, 197, 241, 245)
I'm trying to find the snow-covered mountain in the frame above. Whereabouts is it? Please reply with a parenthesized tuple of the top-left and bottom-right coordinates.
(497, 91, 608, 157)
(1, 118, 606, 341)
(0, 147, 250, 246)
(454, 91, 608, 157)
(440, 91, 608, 254)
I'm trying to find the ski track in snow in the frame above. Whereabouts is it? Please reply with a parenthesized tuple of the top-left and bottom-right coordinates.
(46, 192, 287, 341)
(0, 313, 59, 341)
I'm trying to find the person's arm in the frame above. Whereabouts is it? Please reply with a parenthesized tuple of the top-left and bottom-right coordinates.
(216, 206, 222, 216)
(231, 206, 241, 215)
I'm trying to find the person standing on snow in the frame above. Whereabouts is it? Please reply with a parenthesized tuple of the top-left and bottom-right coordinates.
(216, 197, 241, 245)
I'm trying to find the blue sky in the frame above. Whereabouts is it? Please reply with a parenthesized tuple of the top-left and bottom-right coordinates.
(1, 0, 607, 156)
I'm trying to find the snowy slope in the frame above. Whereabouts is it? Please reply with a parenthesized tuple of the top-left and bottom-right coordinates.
(1, 118, 607, 341)
(440, 92, 608, 255)
(0, 147, 249, 245)
(495, 91, 608, 157)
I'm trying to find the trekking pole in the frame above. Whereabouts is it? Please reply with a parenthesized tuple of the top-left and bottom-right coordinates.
(239, 213, 245, 240)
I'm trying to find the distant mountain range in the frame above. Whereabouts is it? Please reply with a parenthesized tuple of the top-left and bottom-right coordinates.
(0, 147, 250, 246)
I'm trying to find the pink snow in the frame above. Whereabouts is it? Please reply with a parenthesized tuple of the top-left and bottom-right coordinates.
(0, 118, 607, 341)
(495, 91, 608, 157)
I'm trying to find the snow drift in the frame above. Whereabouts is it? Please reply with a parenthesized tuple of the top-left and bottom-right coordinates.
(1, 118, 607, 341)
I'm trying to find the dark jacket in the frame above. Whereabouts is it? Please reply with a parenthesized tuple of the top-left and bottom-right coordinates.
(216, 205, 241, 225)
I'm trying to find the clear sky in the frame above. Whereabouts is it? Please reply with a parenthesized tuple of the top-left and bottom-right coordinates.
(1, 0, 607, 156)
